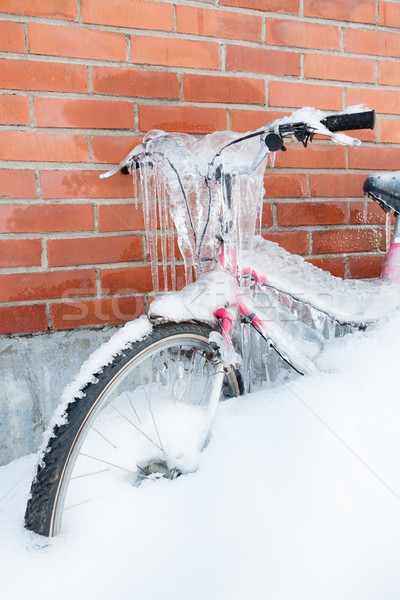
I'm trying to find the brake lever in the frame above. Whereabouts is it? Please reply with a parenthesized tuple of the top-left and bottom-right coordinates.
(293, 124, 314, 147)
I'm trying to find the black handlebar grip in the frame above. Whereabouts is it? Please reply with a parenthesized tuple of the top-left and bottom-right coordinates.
(320, 110, 375, 132)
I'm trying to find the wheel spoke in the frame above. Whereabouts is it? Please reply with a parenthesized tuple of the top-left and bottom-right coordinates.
(125, 391, 142, 424)
(79, 452, 137, 474)
(92, 427, 117, 449)
(109, 403, 163, 452)
(70, 468, 110, 480)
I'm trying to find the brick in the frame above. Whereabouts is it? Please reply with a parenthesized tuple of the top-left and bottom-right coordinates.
(98, 204, 145, 231)
(138, 106, 227, 134)
(0, 59, 88, 93)
(346, 29, 400, 58)
(0, 270, 96, 303)
(350, 201, 389, 225)
(0, 305, 48, 335)
(0, 0, 77, 19)
(349, 147, 400, 171)
(345, 127, 376, 143)
(230, 110, 286, 132)
(304, 0, 376, 23)
(0, 239, 42, 268)
(261, 202, 273, 227)
(348, 255, 383, 278)
(0, 95, 29, 125)
(346, 88, 400, 115)
(0, 21, 25, 52)
(266, 19, 340, 50)
(380, 1, 400, 27)
(305, 54, 374, 83)
(381, 227, 395, 251)
(34, 98, 134, 129)
(380, 120, 400, 144)
(91, 136, 142, 164)
(28, 23, 126, 62)
(275, 143, 346, 169)
(310, 174, 367, 197)
(312, 228, 379, 254)
(0, 204, 94, 233)
(262, 230, 309, 254)
(226, 45, 300, 76)
(81, 0, 174, 31)
(0, 132, 89, 162)
(101, 266, 153, 295)
(50, 296, 145, 329)
(41, 170, 133, 199)
(307, 256, 346, 278)
(48, 235, 143, 267)
(0, 170, 37, 198)
(379, 61, 400, 86)
(220, 0, 299, 14)
(92, 67, 179, 99)
(177, 6, 262, 41)
(264, 173, 307, 198)
(269, 82, 342, 111)
(277, 202, 347, 226)
(131, 36, 220, 70)
(183, 74, 265, 105)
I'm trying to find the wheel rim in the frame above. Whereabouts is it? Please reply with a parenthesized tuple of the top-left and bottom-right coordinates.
(51, 332, 223, 535)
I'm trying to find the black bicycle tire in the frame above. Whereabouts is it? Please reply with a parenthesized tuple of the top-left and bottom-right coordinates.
(25, 321, 238, 537)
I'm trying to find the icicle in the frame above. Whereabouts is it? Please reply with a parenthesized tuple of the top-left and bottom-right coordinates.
(140, 162, 159, 293)
(363, 193, 368, 223)
(155, 163, 169, 291)
(240, 322, 252, 393)
(167, 205, 176, 290)
(386, 210, 392, 252)
(269, 151, 276, 168)
(184, 261, 193, 286)
(132, 167, 138, 209)
(255, 172, 265, 242)
(256, 201, 263, 238)
(135, 127, 270, 291)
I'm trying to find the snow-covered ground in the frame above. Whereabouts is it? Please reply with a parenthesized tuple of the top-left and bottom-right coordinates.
(2, 312, 400, 600)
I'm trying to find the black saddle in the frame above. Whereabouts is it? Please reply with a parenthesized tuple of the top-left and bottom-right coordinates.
(364, 172, 400, 214)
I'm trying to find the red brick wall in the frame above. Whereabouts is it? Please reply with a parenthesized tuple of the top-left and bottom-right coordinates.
(0, 0, 399, 334)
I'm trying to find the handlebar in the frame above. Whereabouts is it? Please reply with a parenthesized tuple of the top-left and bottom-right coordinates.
(321, 109, 375, 133)
(269, 108, 375, 149)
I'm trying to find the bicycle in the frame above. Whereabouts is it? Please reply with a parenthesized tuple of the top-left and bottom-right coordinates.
(25, 105, 400, 537)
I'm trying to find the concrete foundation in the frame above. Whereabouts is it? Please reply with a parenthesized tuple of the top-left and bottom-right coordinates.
(0, 326, 119, 466)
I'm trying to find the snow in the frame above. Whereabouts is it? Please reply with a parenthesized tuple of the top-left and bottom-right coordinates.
(246, 236, 400, 325)
(2, 311, 400, 599)
(150, 235, 400, 329)
(271, 105, 363, 147)
(149, 267, 239, 323)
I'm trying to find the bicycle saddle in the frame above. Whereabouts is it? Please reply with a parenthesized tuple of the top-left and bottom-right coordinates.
(364, 172, 400, 214)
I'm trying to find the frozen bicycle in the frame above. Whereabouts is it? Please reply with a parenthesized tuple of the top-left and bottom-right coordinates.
(25, 106, 400, 536)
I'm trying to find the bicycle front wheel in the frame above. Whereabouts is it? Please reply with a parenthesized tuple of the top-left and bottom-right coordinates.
(25, 321, 229, 537)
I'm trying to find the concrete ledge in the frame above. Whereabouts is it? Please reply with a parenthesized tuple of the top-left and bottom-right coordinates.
(0, 326, 119, 466)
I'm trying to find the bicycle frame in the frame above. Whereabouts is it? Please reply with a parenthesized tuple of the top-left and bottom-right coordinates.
(213, 242, 318, 376)
(381, 214, 400, 283)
